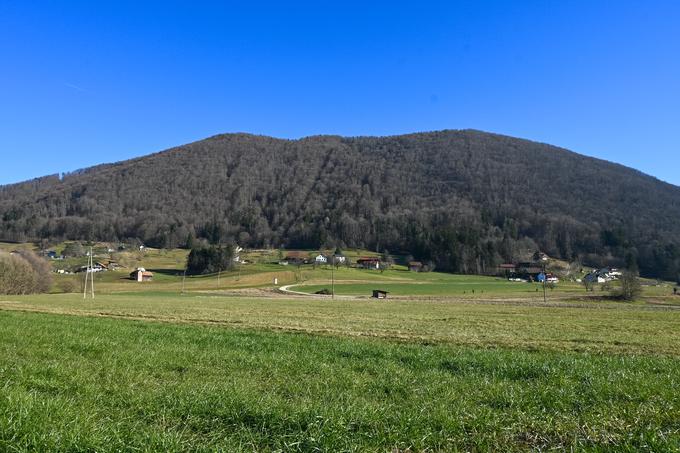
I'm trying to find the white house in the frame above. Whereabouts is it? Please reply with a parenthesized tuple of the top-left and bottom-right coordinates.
(315, 254, 328, 264)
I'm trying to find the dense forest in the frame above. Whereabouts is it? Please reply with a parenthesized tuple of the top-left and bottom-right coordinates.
(1, 130, 680, 281)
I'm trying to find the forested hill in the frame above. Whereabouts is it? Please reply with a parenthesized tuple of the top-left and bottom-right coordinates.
(2, 130, 680, 280)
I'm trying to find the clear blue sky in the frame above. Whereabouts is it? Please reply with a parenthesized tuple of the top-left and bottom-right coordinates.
(1, 1, 679, 186)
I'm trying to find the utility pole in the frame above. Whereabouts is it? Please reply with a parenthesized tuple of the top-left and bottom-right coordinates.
(83, 256, 88, 299)
(217, 269, 221, 288)
(181, 268, 186, 295)
(331, 255, 335, 300)
(542, 263, 547, 303)
(83, 246, 94, 299)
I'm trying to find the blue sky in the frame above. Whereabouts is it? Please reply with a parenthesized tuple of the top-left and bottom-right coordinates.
(1, 1, 679, 186)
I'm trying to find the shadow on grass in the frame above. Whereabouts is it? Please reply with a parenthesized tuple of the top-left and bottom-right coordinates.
(147, 268, 185, 277)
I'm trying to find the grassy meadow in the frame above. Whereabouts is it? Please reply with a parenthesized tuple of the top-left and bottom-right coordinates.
(1, 243, 680, 450)
(1, 310, 679, 451)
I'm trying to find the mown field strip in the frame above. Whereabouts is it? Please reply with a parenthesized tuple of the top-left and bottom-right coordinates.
(2, 293, 680, 355)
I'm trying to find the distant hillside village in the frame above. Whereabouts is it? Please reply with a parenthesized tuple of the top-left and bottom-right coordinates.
(37, 243, 474, 277)
(276, 249, 437, 273)
(35, 242, 439, 279)
(30, 239, 635, 291)
(497, 251, 624, 285)
(4, 237, 679, 301)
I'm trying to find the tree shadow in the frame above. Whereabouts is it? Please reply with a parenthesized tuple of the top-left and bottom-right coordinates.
(147, 268, 185, 277)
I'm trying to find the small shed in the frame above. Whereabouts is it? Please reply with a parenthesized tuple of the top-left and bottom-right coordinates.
(372, 289, 389, 299)
(130, 268, 154, 282)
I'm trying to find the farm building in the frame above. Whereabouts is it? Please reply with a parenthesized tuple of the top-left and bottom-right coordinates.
(408, 261, 423, 272)
(584, 268, 620, 284)
(333, 253, 347, 264)
(77, 263, 106, 273)
(314, 254, 328, 264)
(130, 268, 153, 282)
(357, 257, 381, 270)
(533, 251, 550, 262)
(372, 290, 388, 299)
(282, 252, 308, 265)
(498, 263, 517, 274)
(97, 260, 120, 271)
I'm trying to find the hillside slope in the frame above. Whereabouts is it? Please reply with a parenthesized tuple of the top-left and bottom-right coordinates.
(2, 130, 679, 279)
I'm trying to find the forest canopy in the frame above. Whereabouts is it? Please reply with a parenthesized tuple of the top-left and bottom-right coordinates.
(1, 130, 680, 280)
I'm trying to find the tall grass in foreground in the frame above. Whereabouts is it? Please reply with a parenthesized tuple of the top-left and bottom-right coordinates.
(0, 310, 679, 451)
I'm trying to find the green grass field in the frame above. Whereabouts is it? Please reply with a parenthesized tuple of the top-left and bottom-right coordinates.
(1, 309, 679, 451)
(2, 243, 680, 450)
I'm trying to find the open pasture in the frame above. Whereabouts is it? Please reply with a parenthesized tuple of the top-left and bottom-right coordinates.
(2, 244, 680, 450)
(2, 290, 680, 356)
(0, 308, 679, 451)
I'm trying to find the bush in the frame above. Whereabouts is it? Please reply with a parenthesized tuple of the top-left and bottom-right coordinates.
(582, 279, 594, 292)
(612, 271, 642, 301)
(16, 250, 53, 293)
(58, 279, 77, 293)
(0, 251, 52, 295)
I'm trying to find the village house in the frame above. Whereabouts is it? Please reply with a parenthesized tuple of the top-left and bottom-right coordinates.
(314, 254, 328, 264)
(233, 246, 244, 263)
